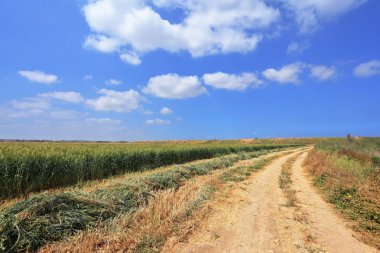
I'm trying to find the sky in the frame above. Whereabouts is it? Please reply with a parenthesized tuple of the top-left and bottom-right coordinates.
(0, 0, 379, 141)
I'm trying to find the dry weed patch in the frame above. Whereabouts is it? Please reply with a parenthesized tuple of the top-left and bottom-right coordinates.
(304, 145, 380, 249)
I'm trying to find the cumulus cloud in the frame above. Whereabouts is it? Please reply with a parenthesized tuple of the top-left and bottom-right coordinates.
(38, 92, 84, 103)
(310, 65, 336, 81)
(143, 74, 207, 99)
(81, 0, 368, 63)
(106, 79, 123, 86)
(160, 107, 173, 115)
(120, 52, 142, 65)
(282, 0, 367, 33)
(262, 62, 305, 84)
(145, 118, 170, 125)
(354, 60, 380, 77)
(286, 41, 310, 54)
(203, 72, 263, 91)
(83, 35, 122, 53)
(18, 70, 59, 84)
(86, 89, 142, 112)
(83, 0, 280, 61)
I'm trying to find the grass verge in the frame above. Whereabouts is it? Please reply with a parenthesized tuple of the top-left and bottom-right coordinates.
(304, 149, 380, 249)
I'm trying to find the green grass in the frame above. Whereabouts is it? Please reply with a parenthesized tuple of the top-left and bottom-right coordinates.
(0, 141, 301, 200)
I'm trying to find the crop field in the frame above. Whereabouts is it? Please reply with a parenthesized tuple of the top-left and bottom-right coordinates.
(0, 140, 304, 201)
(0, 140, 304, 252)
(1, 138, 379, 253)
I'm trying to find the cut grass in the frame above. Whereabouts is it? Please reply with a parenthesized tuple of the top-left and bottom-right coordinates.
(219, 156, 278, 183)
(0, 149, 284, 252)
(134, 184, 216, 253)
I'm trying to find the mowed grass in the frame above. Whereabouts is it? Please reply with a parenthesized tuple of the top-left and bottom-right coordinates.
(305, 137, 380, 249)
(0, 140, 301, 200)
(0, 148, 288, 252)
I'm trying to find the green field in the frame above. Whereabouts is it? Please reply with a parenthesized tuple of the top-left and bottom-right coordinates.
(0, 140, 304, 201)
(0, 140, 304, 252)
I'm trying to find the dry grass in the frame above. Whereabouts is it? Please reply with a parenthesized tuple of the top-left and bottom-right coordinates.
(38, 168, 229, 252)
(304, 150, 380, 249)
(279, 154, 300, 207)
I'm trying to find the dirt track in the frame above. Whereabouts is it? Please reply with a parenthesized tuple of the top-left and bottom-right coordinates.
(163, 150, 378, 253)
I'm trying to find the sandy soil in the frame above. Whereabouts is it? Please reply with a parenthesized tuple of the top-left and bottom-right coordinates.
(163, 150, 379, 253)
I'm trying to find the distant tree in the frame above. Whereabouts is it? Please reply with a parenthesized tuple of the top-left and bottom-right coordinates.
(346, 134, 354, 142)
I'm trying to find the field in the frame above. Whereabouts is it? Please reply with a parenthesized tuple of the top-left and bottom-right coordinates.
(0, 139, 304, 252)
(1, 138, 379, 253)
(0, 140, 303, 201)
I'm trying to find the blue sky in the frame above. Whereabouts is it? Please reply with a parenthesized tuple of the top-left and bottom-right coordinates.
(0, 0, 379, 141)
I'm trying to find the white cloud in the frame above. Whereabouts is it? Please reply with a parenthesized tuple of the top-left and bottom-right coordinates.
(310, 65, 336, 81)
(0, 117, 138, 141)
(83, 35, 122, 53)
(10, 98, 50, 110)
(85, 118, 123, 125)
(84, 75, 93, 80)
(143, 74, 207, 99)
(50, 110, 83, 120)
(145, 118, 170, 125)
(120, 52, 142, 65)
(354, 60, 380, 77)
(203, 72, 263, 91)
(106, 79, 123, 86)
(141, 109, 154, 115)
(0, 107, 45, 119)
(38, 92, 84, 103)
(160, 107, 173, 115)
(81, 0, 368, 64)
(83, 0, 280, 61)
(18, 70, 59, 84)
(86, 89, 142, 112)
(286, 41, 310, 54)
(282, 0, 367, 33)
(4, 98, 50, 119)
(262, 62, 305, 84)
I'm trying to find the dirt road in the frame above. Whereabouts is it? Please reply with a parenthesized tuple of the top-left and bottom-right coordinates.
(163, 150, 378, 253)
